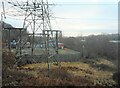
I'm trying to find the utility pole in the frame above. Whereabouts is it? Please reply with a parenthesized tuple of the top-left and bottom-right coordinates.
(19, 29, 22, 56)
(8, 29, 11, 52)
(56, 31, 58, 54)
(1, 1, 6, 49)
(2, 1, 6, 19)
(31, 0, 36, 56)
(81, 34, 85, 58)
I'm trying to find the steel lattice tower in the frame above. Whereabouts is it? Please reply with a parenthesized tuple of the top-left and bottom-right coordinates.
(2, 0, 62, 76)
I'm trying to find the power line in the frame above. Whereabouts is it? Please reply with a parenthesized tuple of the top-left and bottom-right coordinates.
(54, 2, 118, 5)
(4, 0, 62, 77)
(52, 17, 117, 20)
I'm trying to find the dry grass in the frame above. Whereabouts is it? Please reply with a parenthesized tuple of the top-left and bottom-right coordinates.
(2, 50, 117, 86)
(17, 59, 117, 86)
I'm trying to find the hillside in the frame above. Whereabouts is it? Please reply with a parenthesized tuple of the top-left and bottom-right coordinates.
(2, 50, 117, 87)
(0, 21, 13, 29)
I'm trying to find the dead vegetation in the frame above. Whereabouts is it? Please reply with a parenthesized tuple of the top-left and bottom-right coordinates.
(2, 50, 117, 87)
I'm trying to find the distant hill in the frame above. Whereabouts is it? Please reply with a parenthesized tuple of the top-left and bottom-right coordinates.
(0, 21, 13, 29)
(0, 21, 28, 44)
(61, 33, 118, 60)
(0, 21, 15, 43)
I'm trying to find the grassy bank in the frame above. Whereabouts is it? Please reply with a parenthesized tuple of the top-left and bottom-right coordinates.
(2, 51, 117, 86)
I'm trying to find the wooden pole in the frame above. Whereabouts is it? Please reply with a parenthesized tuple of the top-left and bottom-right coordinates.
(8, 29, 11, 52)
(19, 29, 22, 56)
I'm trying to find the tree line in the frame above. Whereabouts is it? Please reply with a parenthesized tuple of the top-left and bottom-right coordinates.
(61, 34, 119, 60)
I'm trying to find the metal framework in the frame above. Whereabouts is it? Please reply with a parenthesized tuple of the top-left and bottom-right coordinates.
(2, 0, 62, 76)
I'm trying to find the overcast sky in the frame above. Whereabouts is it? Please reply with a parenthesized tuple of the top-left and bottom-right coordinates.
(0, 0, 119, 36)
